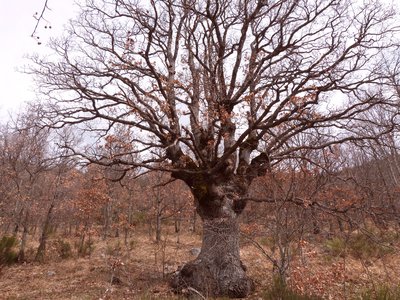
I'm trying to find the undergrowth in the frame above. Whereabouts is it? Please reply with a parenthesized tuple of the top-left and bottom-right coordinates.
(324, 232, 394, 259)
(0, 236, 18, 265)
(358, 284, 400, 300)
(56, 239, 72, 259)
(263, 277, 323, 300)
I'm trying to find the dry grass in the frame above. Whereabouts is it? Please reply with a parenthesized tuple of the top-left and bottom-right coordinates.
(0, 226, 399, 299)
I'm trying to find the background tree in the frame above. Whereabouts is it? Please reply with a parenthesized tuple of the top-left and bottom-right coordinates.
(29, 0, 399, 297)
(0, 113, 53, 261)
(96, 126, 139, 239)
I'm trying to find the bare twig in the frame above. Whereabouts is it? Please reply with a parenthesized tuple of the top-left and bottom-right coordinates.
(31, 0, 50, 40)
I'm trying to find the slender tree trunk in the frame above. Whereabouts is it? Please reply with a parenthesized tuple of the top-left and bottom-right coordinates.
(35, 202, 55, 262)
(174, 210, 181, 234)
(148, 215, 153, 239)
(124, 227, 129, 247)
(17, 220, 29, 262)
(124, 201, 133, 246)
(12, 201, 23, 237)
(173, 197, 181, 234)
(103, 203, 111, 240)
(16, 209, 30, 262)
(32, 225, 37, 236)
(88, 231, 92, 258)
(79, 233, 86, 255)
(311, 207, 320, 234)
(155, 186, 163, 243)
(2, 223, 10, 235)
(13, 223, 19, 237)
(13, 208, 24, 238)
(175, 210, 181, 244)
(78, 222, 90, 256)
(75, 222, 80, 236)
(156, 211, 162, 242)
(338, 218, 344, 232)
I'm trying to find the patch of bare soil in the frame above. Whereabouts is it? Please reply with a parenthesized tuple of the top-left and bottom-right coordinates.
(0, 227, 399, 299)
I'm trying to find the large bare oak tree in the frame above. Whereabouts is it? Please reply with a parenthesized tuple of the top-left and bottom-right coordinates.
(29, 0, 399, 297)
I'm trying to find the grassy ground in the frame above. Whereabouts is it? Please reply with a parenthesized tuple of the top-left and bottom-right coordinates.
(0, 226, 399, 299)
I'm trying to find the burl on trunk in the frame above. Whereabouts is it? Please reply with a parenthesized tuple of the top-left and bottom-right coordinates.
(171, 178, 254, 298)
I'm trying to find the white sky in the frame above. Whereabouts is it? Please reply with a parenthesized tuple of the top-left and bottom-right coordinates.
(0, 0, 77, 121)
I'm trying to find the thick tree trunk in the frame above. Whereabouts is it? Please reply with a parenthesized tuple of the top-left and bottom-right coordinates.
(171, 217, 253, 298)
(169, 171, 253, 298)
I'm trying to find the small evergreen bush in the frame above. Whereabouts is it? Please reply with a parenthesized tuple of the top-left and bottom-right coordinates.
(325, 233, 393, 259)
(0, 236, 18, 265)
(324, 237, 346, 257)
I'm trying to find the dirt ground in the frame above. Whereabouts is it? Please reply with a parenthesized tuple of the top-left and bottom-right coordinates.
(1, 226, 399, 299)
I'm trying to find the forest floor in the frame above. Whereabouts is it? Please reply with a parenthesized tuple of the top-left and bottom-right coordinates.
(1, 225, 400, 300)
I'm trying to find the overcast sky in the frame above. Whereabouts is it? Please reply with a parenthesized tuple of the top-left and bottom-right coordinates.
(0, 0, 76, 121)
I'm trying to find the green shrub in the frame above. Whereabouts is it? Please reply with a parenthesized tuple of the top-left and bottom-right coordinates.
(106, 240, 121, 256)
(129, 239, 136, 250)
(78, 240, 95, 257)
(0, 236, 18, 265)
(350, 234, 393, 259)
(133, 211, 148, 225)
(263, 276, 322, 300)
(325, 234, 393, 260)
(325, 237, 346, 257)
(348, 234, 374, 259)
(259, 236, 276, 251)
(56, 239, 72, 259)
(382, 231, 400, 243)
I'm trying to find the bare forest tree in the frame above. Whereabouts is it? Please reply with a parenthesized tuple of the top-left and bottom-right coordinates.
(29, 0, 399, 297)
(0, 110, 80, 263)
(0, 115, 53, 261)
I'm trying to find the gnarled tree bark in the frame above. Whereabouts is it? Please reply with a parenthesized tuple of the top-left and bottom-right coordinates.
(171, 177, 254, 298)
(172, 217, 253, 298)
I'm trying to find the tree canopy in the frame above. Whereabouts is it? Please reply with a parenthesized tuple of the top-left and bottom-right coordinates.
(30, 0, 399, 179)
